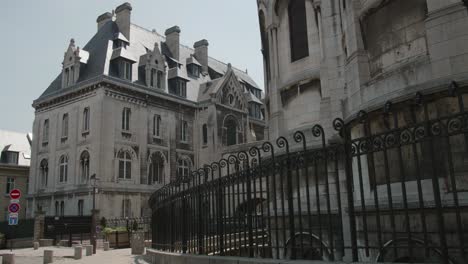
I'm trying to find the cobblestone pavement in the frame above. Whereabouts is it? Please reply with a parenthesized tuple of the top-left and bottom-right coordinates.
(0, 247, 152, 264)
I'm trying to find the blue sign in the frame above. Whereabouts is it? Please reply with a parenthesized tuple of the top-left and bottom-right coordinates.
(8, 213, 18, 225)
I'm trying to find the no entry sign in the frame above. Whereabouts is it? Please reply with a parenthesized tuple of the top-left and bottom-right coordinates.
(8, 203, 20, 213)
(9, 189, 21, 200)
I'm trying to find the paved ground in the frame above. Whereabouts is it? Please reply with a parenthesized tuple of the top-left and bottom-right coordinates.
(0, 247, 152, 264)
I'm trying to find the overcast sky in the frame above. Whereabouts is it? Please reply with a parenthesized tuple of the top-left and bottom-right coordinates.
(0, 0, 263, 133)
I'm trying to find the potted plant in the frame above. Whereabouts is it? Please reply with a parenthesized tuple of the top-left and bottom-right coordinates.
(104, 227, 130, 248)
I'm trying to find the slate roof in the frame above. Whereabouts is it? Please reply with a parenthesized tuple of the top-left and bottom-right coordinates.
(38, 21, 261, 104)
(0, 130, 31, 167)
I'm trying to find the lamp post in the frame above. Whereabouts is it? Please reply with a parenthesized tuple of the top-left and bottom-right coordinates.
(90, 174, 99, 254)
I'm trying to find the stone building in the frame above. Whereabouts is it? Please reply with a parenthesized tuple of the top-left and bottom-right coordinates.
(257, 0, 468, 262)
(0, 130, 31, 220)
(27, 2, 265, 219)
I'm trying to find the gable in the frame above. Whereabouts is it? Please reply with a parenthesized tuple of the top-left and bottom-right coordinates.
(215, 68, 247, 112)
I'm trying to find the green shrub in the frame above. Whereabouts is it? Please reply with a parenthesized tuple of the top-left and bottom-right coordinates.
(100, 217, 107, 228)
(103, 226, 127, 234)
(0, 233, 4, 239)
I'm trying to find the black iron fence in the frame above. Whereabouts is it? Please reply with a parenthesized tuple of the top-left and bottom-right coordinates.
(44, 215, 92, 246)
(150, 85, 468, 263)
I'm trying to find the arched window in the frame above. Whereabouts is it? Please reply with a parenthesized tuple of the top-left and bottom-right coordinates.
(150, 68, 157, 87)
(122, 108, 131, 131)
(118, 151, 132, 179)
(62, 113, 69, 138)
(180, 120, 188, 142)
(40, 159, 48, 187)
(83, 107, 90, 132)
(43, 119, 49, 143)
(289, 0, 309, 61)
(225, 118, 237, 146)
(59, 155, 68, 183)
(148, 152, 164, 184)
(228, 94, 235, 105)
(153, 114, 161, 137)
(202, 124, 208, 145)
(177, 158, 190, 179)
(80, 151, 90, 183)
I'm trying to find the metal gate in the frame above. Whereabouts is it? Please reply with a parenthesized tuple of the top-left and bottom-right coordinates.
(44, 216, 92, 246)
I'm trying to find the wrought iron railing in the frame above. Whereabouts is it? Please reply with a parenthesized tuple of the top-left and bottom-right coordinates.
(150, 84, 468, 263)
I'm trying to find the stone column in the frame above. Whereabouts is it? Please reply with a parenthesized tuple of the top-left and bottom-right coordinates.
(74, 246, 83, 260)
(33, 210, 45, 242)
(131, 231, 145, 255)
(43, 250, 53, 264)
(2, 253, 15, 264)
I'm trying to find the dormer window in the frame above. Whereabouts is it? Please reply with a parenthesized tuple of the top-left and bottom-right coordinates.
(113, 40, 128, 49)
(61, 38, 89, 88)
(187, 64, 200, 78)
(123, 61, 132, 80)
(168, 78, 187, 98)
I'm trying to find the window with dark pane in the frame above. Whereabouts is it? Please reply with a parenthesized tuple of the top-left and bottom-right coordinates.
(289, 0, 309, 61)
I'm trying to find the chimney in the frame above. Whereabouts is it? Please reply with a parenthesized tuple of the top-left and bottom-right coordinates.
(96, 12, 112, 31)
(194, 39, 209, 74)
(115, 2, 132, 41)
(165, 26, 181, 60)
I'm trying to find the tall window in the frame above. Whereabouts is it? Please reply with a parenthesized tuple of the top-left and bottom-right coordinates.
(121, 199, 131, 217)
(83, 107, 90, 132)
(78, 200, 84, 216)
(59, 155, 68, 183)
(40, 159, 48, 187)
(180, 120, 188, 142)
(289, 0, 309, 61)
(55, 201, 59, 216)
(60, 201, 65, 216)
(177, 158, 190, 179)
(122, 61, 132, 80)
(157, 71, 162, 88)
(202, 124, 208, 145)
(122, 108, 131, 131)
(168, 79, 187, 97)
(5, 177, 14, 195)
(80, 151, 90, 183)
(62, 113, 69, 138)
(225, 118, 237, 146)
(150, 68, 157, 87)
(148, 152, 164, 184)
(43, 119, 49, 143)
(153, 115, 161, 137)
(64, 68, 70, 87)
(118, 151, 132, 179)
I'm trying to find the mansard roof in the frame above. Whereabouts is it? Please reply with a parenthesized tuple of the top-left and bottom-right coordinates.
(39, 20, 260, 104)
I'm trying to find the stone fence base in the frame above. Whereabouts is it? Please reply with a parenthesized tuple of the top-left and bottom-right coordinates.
(6, 238, 33, 249)
(146, 249, 431, 264)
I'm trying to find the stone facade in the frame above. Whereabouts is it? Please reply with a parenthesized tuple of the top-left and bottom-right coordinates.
(258, 0, 468, 140)
(257, 0, 468, 262)
(27, 2, 265, 219)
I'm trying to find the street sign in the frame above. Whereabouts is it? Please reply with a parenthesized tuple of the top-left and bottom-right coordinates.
(8, 213, 18, 225)
(8, 203, 20, 213)
(9, 189, 21, 200)
(10, 199, 19, 203)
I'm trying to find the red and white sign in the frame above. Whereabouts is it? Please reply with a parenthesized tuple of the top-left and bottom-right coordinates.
(9, 189, 21, 200)
(8, 203, 20, 213)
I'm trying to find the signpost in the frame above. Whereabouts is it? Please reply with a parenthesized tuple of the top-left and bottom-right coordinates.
(9, 189, 21, 200)
(8, 213, 18, 225)
(8, 189, 22, 251)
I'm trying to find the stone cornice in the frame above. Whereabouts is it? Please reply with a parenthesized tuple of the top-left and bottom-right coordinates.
(33, 75, 199, 112)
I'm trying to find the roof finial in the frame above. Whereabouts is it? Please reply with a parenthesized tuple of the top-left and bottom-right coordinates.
(227, 63, 232, 69)
(70, 38, 75, 47)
